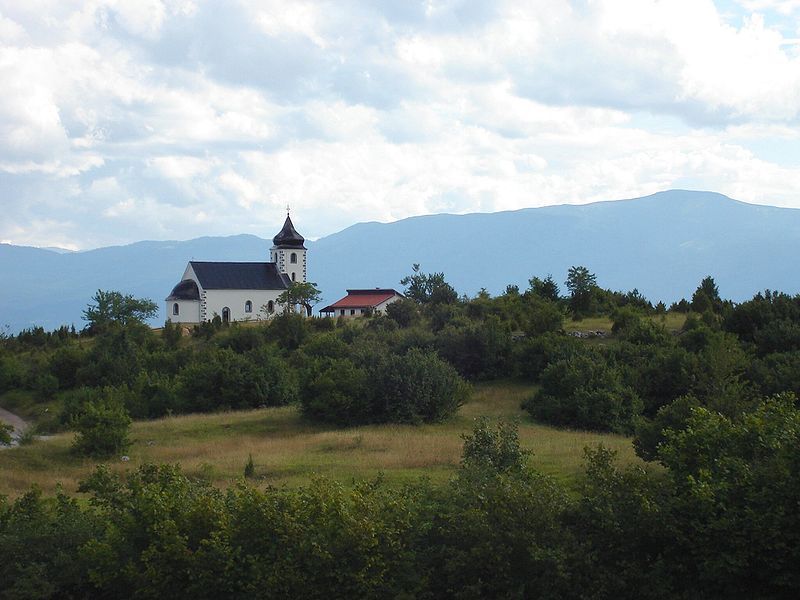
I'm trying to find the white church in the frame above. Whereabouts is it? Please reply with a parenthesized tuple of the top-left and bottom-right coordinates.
(165, 213, 307, 325)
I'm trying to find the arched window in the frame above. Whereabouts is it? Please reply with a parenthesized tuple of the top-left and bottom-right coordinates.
(173, 303, 179, 316)
(245, 300, 252, 313)
(291, 272, 296, 281)
(267, 300, 274, 313)
(222, 307, 230, 323)
(290, 252, 297, 264)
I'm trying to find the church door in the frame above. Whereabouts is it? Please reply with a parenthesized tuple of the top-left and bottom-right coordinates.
(222, 307, 230, 323)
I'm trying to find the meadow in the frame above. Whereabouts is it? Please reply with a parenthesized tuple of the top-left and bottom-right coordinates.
(0, 381, 640, 499)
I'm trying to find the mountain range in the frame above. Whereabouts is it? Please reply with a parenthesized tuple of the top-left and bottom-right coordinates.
(2, 189, 799, 333)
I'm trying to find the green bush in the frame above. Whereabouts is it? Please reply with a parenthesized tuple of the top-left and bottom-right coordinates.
(523, 353, 642, 433)
(0, 420, 12, 445)
(301, 349, 468, 425)
(367, 348, 470, 424)
(71, 392, 132, 457)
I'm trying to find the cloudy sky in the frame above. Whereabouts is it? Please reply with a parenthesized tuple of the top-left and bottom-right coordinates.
(2, 0, 800, 250)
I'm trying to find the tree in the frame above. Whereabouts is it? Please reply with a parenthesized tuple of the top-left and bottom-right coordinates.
(691, 275, 721, 313)
(71, 391, 132, 457)
(82, 290, 158, 332)
(565, 266, 597, 316)
(275, 281, 322, 317)
(400, 264, 457, 305)
(528, 275, 560, 303)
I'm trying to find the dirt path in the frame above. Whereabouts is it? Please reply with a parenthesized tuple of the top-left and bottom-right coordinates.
(0, 406, 29, 446)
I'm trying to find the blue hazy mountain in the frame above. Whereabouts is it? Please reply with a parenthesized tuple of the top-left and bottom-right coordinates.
(2, 190, 799, 333)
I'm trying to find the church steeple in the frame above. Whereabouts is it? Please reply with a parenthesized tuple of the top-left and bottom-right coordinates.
(271, 209, 307, 284)
(272, 210, 306, 249)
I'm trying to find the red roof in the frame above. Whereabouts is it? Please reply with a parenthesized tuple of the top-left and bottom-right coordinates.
(320, 289, 402, 312)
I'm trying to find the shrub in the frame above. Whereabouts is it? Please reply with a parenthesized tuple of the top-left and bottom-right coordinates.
(435, 316, 511, 380)
(71, 392, 132, 457)
(244, 454, 255, 478)
(299, 358, 369, 425)
(511, 332, 582, 381)
(367, 348, 469, 424)
(178, 346, 297, 412)
(0, 420, 12, 445)
(301, 349, 469, 425)
(523, 353, 642, 433)
(385, 298, 418, 327)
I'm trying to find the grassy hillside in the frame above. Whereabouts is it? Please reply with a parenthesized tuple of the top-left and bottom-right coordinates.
(0, 381, 640, 499)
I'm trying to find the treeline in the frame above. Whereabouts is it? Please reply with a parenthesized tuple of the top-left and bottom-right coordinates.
(2, 409, 799, 599)
(3, 269, 800, 453)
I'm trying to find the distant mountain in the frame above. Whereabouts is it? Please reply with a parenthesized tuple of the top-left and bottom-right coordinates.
(2, 190, 799, 333)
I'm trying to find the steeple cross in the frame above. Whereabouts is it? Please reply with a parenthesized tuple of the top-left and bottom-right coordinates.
(286, 203, 290, 216)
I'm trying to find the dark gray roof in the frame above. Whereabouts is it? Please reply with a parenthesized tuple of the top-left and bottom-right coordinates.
(166, 279, 200, 300)
(272, 214, 306, 249)
(189, 261, 291, 290)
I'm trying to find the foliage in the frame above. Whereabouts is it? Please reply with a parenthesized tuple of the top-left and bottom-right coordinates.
(524, 353, 642, 433)
(276, 281, 323, 317)
(460, 418, 530, 474)
(691, 275, 722, 313)
(385, 297, 418, 327)
(178, 346, 297, 412)
(400, 264, 458, 304)
(565, 265, 598, 317)
(244, 453, 255, 478)
(300, 348, 468, 425)
(70, 391, 132, 457)
(82, 289, 158, 332)
(529, 274, 561, 302)
(0, 420, 12, 445)
(435, 316, 511, 380)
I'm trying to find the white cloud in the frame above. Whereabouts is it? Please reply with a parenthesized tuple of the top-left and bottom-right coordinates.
(1, 0, 800, 249)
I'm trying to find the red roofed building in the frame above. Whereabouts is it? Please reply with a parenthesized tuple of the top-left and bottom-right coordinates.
(320, 289, 404, 319)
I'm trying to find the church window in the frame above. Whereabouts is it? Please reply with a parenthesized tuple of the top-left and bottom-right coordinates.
(173, 303, 179, 316)
(267, 301, 274, 313)
(222, 307, 230, 323)
(291, 272, 296, 281)
(290, 252, 297, 264)
(245, 300, 252, 313)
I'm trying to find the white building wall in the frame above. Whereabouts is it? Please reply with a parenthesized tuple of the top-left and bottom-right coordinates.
(272, 246, 307, 284)
(374, 295, 402, 314)
(165, 300, 201, 323)
(204, 289, 285, 322)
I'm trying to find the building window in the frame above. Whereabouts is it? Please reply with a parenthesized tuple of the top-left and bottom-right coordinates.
(340, 309, 345, 316)
(173, 303, 179, 316)
(222, 307, 230, 323)
(245, 300, 252, 313)
(360, 308, 364, 314)
(291, 272, 296, 281)
(350, 309, 356, 315)
(267, 300, 274, 314)
(290, 252, 297, 264)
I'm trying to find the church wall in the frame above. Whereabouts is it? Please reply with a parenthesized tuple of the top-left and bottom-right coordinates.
(273, 247, 307, 284)
(165, 300, 201, 324)
(204, 289, 285, 322)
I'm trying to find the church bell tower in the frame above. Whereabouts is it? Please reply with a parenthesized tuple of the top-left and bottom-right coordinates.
(271, 210, 307, 284)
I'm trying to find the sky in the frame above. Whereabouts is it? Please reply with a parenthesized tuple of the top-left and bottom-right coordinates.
(1, 0, 800, 250)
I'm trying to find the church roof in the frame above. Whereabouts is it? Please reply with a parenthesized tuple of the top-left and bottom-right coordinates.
(166, 279, 200, 301)
(320, 289, 403, 312)
(189, 261, 291, 290)
(272, 214, 306, 249)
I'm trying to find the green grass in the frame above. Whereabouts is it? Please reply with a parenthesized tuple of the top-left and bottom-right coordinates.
(0, 382, 642, 499)
(564, 312, 686, 334)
